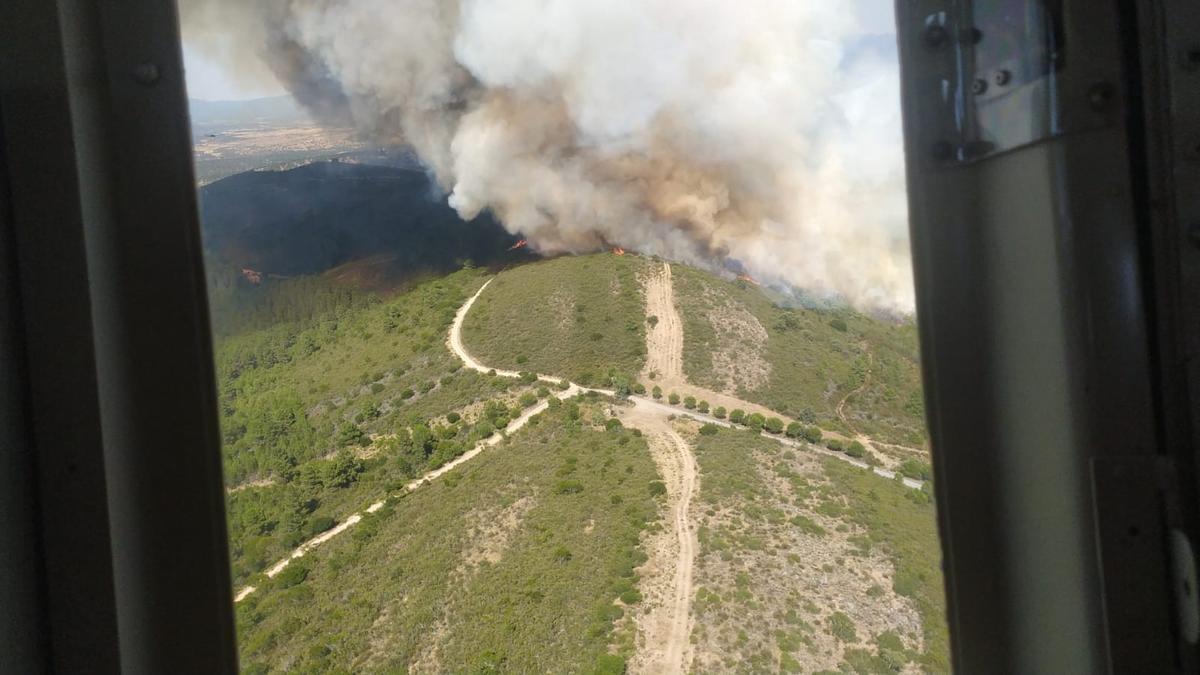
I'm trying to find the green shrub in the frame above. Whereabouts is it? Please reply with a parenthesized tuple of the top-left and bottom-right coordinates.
(668, 393, 680, 405)
(764, 417, 784, 434)
(801, 426, 823, 444)
(652, 386, 662, 399)
(305, 516, 336, 537)
(786, 422, 803, 438)
(790, 514, 826, 536)
(729, 409, 746, 424)
(619, 589, 643, 604)
(338, 424, 367, 448)
(828, 611, 857, 642)
(683, 396, 697, 409)
(699, 423, 720, 436)
(400, 388, 415, 399)
(697, 401, 710, 413)
(537, 386, 551, 398)
(830, 318, 849, 332)
(446, 411, 462, 424)
(553, 546, 573, 563)
(633, 383, 646, 394)
(274, 562, 309, 589)
(594, 654, 627, 675)
(713, 406, 726, 419)
(475, 421, 495, 438)
(519, 392, 539, 408)
(647, 481, 667, 497)
(899, 459, 933, 481)
(746, 413, 765, 431)
(846, 441, 867, 458)
(825, 439, 846, 453)
(555, 480, 585, 495)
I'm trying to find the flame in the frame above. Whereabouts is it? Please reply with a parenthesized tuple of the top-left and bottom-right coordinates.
(612, 247, 626, 256)
(241, 268, 263, 285)
(507, 239, 528, 251)
(736, 273, 760, 286)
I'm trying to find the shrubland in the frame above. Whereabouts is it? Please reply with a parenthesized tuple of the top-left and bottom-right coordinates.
(670, 264, 926, 446)
(460, 253, 649, 388)
(688, 426, 946, 672)
(234, 401, 661, 672)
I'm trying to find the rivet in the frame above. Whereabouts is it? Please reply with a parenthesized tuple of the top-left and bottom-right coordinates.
(971, 79, 988, 95)
(132, 62, 160, 86)
(993, 69, 1012, 86)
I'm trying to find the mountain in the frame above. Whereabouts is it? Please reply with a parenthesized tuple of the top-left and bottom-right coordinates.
(199, 160, 529, 281)
(217, 254, 945, 672)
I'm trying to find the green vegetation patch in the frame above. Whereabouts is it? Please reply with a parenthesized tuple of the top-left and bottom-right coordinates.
(460, 253, 649, 388)
(670, 264, 926, 446)
(235, 402, 660, 673)
(822, 458, 949, 671)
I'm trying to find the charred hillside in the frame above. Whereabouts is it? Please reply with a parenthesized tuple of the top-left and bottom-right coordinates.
(199, 160, 529, 282)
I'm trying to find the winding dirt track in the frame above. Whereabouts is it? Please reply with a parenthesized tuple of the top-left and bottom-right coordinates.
(661, 425, 697, 672)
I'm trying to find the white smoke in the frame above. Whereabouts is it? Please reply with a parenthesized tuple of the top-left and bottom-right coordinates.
(181, 0, 914, 313)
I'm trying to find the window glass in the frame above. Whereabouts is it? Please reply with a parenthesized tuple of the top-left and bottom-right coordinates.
(180, 1, 947, 671)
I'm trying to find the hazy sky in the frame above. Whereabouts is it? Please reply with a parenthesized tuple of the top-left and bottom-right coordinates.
(183, 45, 285, 100)
(181, 0, 897, 101)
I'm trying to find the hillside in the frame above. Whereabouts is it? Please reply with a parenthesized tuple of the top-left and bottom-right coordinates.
(236, 400, 660, 673)
(199, 160, 530, 280)
(670, 265, 927, 447)
(213, 251, 943, 672)
(688, 427, 946, 672)
(460, 254, 926, 447)
(459, 253, 650, 388)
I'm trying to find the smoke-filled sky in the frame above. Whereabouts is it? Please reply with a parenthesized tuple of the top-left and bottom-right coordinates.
(181, 0, 913, 313)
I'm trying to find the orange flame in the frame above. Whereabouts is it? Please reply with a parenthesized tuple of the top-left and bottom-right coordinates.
(507, 239, 528, 251)
(612, 247, 626, 256)
(241, 268, 263, 285)
(736, 274, 760, 286)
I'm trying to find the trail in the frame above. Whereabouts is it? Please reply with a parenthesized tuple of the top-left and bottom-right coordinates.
(643, 262, 684, 383)
(619, 400, 697, 674)
(835, 347, 874, 435)
(661, 424, 697, 673)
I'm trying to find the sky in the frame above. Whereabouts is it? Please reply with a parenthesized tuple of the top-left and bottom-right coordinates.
(180, 0, 898, 101)
(183, 46, 285, 100)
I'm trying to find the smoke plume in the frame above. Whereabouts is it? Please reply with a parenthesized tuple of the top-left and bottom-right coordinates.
(180, 0, 914, 313)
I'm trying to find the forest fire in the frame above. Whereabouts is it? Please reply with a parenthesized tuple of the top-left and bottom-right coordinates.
(612, 247, 626, 256)
(736, 273, 760, 286)
(507, 239, 528, 251)
(240, 268, 263, 285)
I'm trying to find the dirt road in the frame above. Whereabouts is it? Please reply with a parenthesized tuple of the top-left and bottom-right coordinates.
(620, 400, 697, 674)
(644, 262, 685, 383)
